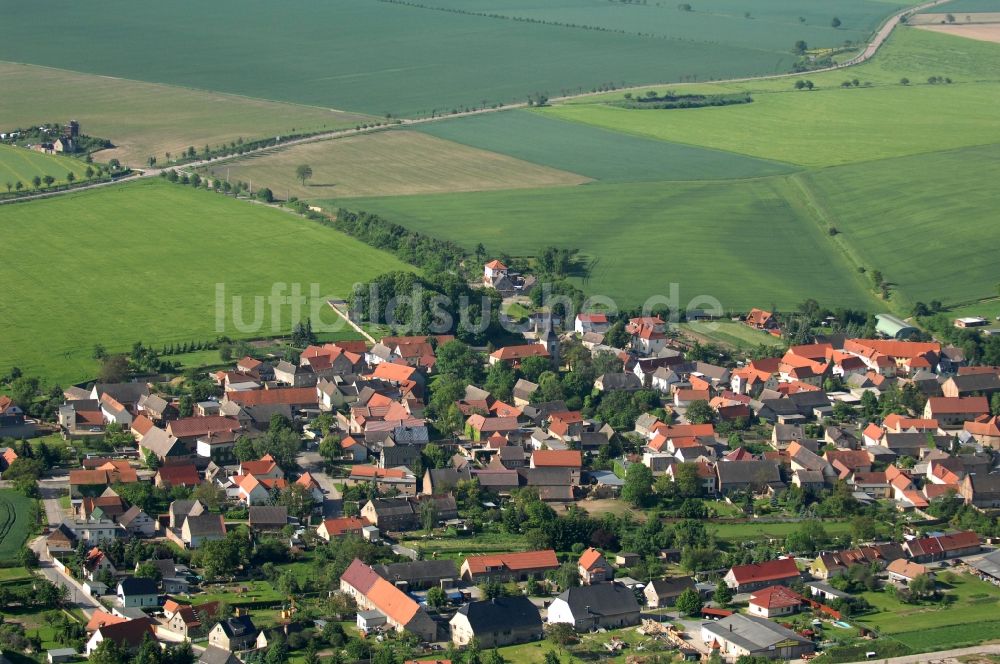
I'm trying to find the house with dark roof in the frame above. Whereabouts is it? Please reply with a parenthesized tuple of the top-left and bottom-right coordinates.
(372, 559, 459, 590)
(208, 616, 263, 652)
(700, 614, 814, 661)
(423, 467, 472, 495)
(450, 596, 543, 647)
(248, 505, 288, 532)
(715, 460, 783, 494)
(85, 617, 155, 656)
(644, 576, 696, 608)
(960, 474, 1000, 510)
(547, 582, 641, 631)
(117, 577, 159, 607)
(180, 513, 226, 548)
(360, 495, 457, 531)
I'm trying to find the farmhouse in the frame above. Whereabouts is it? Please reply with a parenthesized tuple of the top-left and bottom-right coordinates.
(339, 559, 437, 641)
(450, 596, 542, 647)
(547, 582, 641, 630)
(460, 550, 559, 583)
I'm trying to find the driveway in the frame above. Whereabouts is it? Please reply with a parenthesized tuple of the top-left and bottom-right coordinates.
(298, 450, 342, 518)
(29, 536, 104, 617)
(38, 475, 69, 526)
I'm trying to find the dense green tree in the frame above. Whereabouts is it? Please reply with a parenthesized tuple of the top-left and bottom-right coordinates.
(622, 463, 654, 507)
(676, 587, 703, 616)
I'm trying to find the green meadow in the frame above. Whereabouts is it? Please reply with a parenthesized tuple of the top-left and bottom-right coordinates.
(327, 177, 879, 311)
(0, 144, 90, 191)
(0, 0, 900, 118)
(542, 29, 1000, 167)
(801, 143, 1000, 309)
(416, 111, 797, 181)
(0, 179, 410, 385)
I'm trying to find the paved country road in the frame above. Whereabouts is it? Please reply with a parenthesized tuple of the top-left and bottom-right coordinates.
(0, 0, 948, 206)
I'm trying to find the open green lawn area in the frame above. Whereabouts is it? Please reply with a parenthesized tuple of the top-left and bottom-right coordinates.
(0, 144, 90, 191)
(498, 624, 678, 663)
(416, 111, 798, 182)
(859, 572, 1000, 633)
(329, 177, 879, 311)
(680, 320, 787, 350)
(0, 0, 900, 118)
(0, 62, 372, 167)
(708, 519, 853, 542)
(856, 573, 1000, 651)
(542, 29, 1000, 167)
(401, 531, 532, 559)
(0, 567, 33, 582)
(946, 297, 1000, 322)
(799, 143, 1000, 309)
(0, 179, 411, 385)
(0, 490, 37, 561)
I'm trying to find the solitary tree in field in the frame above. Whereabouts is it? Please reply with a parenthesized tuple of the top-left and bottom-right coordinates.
(43, 175, 55, 188)
(85, 166, 94, 179)
(4, 182, 11, 193)
(794, 39, 808, 54)
(15, 181, 23, 192)
(32, 175, 41, 190)
(946, 13, 955, 23)
(147, 156, 156, 167)
(831, 16, 841, 28)
(67, 172, 75, 184)
(295, 164, 313, 186)
(900, 77, 910, 85)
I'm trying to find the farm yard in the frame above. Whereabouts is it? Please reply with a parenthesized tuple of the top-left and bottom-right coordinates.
(0, 0, 905, 119)
(199, 130, 589, 199)
(0, 144, 90, 192)
(0, 490, 36, 562)
(0, 61, 371, 167)
(0, 179, 411, 385)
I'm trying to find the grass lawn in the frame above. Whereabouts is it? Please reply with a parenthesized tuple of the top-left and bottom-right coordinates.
(542, 29, 1000, 168)
(330, 177, 879, 311)
(0, 567, 33, 582)
(417, 110, 797, 182)
(857, 573, 1000, 635)
(200, 130, 588, 200)
(400, 531, 532, 559)
(0, 61, 372, 166)
(0, 144, 91, 191)
(181, 579, 288, 606)
(680, 320, 787, 350)
(0, 178, 411, 385)
(708, 519, 853, 542)
(0, 490, 37, 562)
(498, 624, 677, 663)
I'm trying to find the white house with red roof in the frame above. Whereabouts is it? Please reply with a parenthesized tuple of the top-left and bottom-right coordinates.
(747, 586, 803, 618)
(577, 548, 613, 584)
(575, 313, 610, 335)
(483, 259, 508, 287)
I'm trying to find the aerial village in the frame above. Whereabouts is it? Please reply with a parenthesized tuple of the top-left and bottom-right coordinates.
(2, 259, 1000, 664)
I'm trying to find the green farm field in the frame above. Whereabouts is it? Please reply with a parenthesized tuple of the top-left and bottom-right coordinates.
(800, 143, 1000, 309)
(0, 144, 90, 190)
(0, 490, 36, 562)
(680, 320, 788, 350)
(0, 61, 372, 167)
(0, 0, 901, 118)
(327, 177, 880, 311)
(416, 111, 797, 181)
(199, 130, 589, 199)
(543, 29, 1000, 167)
(0, 179, 411, 384)
(708, 519, 853, 542)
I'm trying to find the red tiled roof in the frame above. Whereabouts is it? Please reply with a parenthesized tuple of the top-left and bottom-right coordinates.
(167, 416, 242, 438)
(490, 345, 549, 361)
(464, 549, 559, 575)
(927, 396, 989, 415)
(749, 585, 803, 610)
(156, 464, 200, 487)
(226, 388, 319, 407)
(131, 414, 155, 436)
(578, 547, 605, 571)
(531, 450, 582, 468)
(321, 516, 369, 536)
(728, 557, 799, 585)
